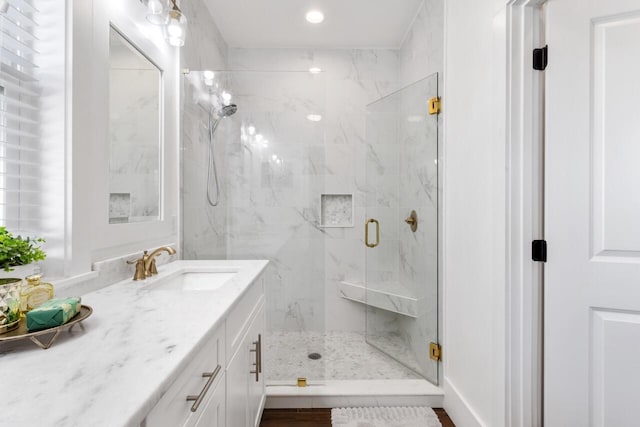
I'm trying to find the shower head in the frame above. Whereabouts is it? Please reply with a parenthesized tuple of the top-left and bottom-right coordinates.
(218, 104, 238, 118)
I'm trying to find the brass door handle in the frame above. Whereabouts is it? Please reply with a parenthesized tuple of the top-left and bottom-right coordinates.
(186, 364, 222, 412)
(405, 210, 418, 232)
(365, 219, 380, 248)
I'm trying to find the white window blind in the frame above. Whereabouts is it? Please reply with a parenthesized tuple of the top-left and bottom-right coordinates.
(0, 0, 40, 235)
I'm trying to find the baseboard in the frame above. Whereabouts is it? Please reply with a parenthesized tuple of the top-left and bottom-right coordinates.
(443, 377, 486, 427)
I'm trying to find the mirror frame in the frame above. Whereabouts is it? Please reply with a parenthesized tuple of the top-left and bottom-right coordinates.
(108, 24, 164, 225)
(88, 1, 179, 261)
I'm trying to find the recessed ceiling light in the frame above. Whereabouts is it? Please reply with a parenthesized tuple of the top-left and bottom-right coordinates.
(305, 10, 324, 24)
(309, 67, 322, 74)
(307, 114, 323, 122)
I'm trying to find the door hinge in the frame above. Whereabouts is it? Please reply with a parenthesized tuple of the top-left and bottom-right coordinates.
(428, 97, 441, 115)
(429, 342, 442, 361)
(532, 240, 547, 262)
(533, 45, 548, 71)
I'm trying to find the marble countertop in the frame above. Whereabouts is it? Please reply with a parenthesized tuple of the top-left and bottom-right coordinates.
(0, 260, 269, 427)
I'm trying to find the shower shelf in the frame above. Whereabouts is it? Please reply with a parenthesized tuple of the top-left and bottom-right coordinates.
(339, 281, 420, 318)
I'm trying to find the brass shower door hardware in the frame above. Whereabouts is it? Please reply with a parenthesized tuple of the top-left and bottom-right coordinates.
(127, 246, 177, 280)
(405, 210, 418, 232)
(365, 218, 380, 248)
(428, 97, 441, 115)
(429, 342, 442, 361)
(297, 377, 308, 387)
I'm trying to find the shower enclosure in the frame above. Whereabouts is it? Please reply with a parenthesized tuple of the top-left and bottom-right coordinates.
(181, 69, 439, 386)
(182, 70, 330, 381)
(364, 74, 440, 384)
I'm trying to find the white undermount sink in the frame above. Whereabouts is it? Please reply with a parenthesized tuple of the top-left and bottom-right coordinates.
(146, 268, 239, 292)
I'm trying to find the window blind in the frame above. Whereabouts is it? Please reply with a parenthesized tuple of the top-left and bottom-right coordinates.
(0, 0, 40, 235)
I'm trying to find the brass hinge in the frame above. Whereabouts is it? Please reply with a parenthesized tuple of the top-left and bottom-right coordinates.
(429, 342, 442, 361)
(297, 377, 307, 387)
(428, 97, 441, 115)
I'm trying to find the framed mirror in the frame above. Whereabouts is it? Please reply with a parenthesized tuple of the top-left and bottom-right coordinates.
(108, 26, 162, 224)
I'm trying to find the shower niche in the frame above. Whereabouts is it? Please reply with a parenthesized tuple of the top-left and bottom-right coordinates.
(319, 193, 354, 228)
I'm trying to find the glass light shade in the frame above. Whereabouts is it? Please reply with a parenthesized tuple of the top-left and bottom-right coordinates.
(164, 8, 187, 47)
(145, 0, 168, 25)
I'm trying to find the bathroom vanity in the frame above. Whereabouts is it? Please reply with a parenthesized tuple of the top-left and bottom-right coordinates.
(1, 260, 268, 427)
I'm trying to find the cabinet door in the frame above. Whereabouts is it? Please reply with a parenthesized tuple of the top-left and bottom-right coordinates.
(247, 304, 265, 427)
(226, 332, 249, 427)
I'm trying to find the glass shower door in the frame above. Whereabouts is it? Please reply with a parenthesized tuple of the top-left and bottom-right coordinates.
(364, 73, 439, 384)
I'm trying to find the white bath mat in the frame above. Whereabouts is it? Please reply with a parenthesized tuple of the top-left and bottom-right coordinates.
(331, 406, 442, 427)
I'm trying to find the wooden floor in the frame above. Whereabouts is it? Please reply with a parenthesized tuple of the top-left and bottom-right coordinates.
(260, 408, 455, 427)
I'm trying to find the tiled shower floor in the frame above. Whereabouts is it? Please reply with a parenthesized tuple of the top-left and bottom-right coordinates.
(264, 331, 421, 381)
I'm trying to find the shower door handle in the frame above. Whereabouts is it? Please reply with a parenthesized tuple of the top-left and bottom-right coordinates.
(365, 219, 380, 248)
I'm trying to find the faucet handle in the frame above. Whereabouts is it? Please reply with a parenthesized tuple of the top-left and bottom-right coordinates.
(149, 258, 158, 275)
(127, 258, 147, 281)
(127, 251, 150, 281)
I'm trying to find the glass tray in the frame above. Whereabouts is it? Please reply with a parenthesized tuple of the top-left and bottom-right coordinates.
(0, 305, 93, 350)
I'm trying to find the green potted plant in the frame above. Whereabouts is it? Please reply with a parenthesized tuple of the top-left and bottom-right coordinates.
(0, 227, 46, 278)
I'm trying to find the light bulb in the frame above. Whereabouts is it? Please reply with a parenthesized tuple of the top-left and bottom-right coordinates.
(307, 114, 323, 122)
(247, 125, 256, 135)
(272, 154, 278, 161)
(167, 21, 183, 38)
(256, 134, 263, 142)
(306, 10, 324, 24)
(309, 67, 322, 74)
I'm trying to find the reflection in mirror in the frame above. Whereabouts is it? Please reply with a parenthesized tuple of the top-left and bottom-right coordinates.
(108, 26, 162, 224)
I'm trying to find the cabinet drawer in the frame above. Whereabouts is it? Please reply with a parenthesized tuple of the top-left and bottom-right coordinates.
(145, 326, 225, 427)
(226, 277, 264, 362)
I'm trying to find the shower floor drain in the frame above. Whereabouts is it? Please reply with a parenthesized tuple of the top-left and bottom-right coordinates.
(308, 352, 322, 360)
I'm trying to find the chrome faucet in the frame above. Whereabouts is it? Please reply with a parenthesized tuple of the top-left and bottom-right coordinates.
(127, 246, 177, 281)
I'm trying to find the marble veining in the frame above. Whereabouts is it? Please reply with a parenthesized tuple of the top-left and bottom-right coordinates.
(1, 260, 268, 427)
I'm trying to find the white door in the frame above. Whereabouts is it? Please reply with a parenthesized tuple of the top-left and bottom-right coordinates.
(546, 0, 640, 426)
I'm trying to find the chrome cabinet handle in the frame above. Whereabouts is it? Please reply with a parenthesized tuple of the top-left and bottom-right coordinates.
(250, 334, 262, 382)
(186, 364, 222, 412)
(365, 219, 380, 248)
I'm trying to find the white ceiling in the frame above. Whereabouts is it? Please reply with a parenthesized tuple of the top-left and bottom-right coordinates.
(203, 0, 424, 49)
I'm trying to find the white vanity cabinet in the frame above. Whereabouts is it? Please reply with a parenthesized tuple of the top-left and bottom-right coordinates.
(227, 303, 265, 427)
(143, 275, 266, 427)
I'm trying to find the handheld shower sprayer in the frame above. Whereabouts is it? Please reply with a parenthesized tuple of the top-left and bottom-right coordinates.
(206, 103, 237, 207)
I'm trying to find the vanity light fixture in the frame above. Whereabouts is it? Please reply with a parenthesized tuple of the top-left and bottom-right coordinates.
(140, 0, 188, 47)
(307, 114, 323, 122)
(164, 0, 188, 47)
(145, 0, 167, 24)
(305, 10, 325, 24)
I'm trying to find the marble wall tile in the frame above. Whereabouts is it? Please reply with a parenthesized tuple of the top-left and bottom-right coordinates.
(180, 0, 444, 363)
(180, 0, 229, 261)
